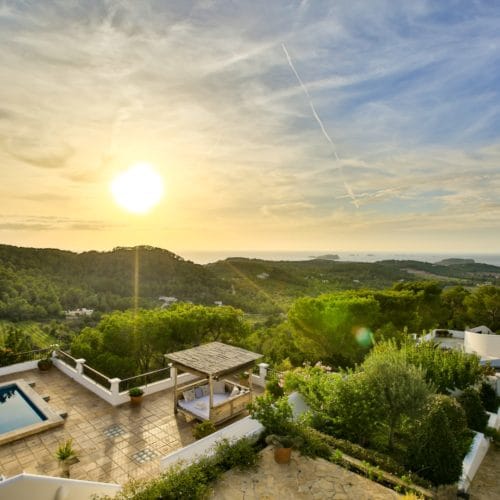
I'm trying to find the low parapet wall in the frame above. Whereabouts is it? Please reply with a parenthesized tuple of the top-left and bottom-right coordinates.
(0, 473, 121, 500)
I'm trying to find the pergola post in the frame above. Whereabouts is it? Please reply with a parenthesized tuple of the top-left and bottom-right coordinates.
(172, 365, 178, 414)
(208, 374, 214, 420)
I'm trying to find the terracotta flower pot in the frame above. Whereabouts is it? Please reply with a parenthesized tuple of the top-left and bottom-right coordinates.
(273, 447, 292, 464)
(130, 395, 143, 406)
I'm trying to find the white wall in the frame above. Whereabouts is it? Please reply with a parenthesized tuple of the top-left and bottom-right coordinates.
(458, 432, 490, 493)
(53, 359, 197, 406)
(0, 473, 120, 500)
(0, 360, 38, 377)
(464, 331, 500, 359)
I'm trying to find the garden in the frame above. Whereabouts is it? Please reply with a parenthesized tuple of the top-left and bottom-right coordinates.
(254, 340, 499, 494)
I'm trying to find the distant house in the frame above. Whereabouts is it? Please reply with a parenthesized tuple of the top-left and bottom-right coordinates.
(469, 325, 494, 335)
(65, 308, 94, 319)
(214, 301, 223, 307)
(256, 272, 269, 280)
(159, 296, 178, 308)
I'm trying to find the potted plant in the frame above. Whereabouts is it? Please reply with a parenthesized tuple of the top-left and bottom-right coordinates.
(265, 434, 303, 464)
(129, 386, 144, 405)
(55, 439, 79, 478)
(38, 357, 53, 371)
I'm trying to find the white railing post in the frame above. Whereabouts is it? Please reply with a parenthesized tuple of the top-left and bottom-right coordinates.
(75, 359, 86, 375)
(109, 378, 121, 403)
(258, 362, 269, 384)
(51, 344, 59, 359)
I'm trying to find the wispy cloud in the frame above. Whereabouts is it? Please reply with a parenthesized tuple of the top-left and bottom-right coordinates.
(0, 1, 499, 251)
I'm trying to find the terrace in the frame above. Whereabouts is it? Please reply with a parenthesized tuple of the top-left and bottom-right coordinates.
(0, 345, 268, 489)
(0, 367, 194, 484)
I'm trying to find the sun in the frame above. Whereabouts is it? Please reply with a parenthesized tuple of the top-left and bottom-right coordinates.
(111, 163, 164, 214)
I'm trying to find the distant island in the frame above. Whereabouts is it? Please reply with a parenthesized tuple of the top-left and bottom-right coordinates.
(310, 254, 340, 261)
(436, 258, 475, 266)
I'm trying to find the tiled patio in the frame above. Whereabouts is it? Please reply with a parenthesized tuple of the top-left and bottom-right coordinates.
(0, 368, 196, 484)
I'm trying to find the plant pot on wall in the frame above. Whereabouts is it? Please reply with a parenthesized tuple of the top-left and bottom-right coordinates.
(38, 358, 53, 371)
(129, 387, 144, 405)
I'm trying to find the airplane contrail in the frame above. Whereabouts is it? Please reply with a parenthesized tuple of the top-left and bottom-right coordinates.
(281, 43, 359, 208)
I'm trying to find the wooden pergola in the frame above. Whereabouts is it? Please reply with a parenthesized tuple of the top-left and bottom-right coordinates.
(166, 342, 263, 424)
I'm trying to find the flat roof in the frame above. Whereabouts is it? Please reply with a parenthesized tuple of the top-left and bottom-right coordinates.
(166, 342, 263, 377)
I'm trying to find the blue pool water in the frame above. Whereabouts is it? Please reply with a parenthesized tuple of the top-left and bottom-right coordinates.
(0, 384, 46, 434)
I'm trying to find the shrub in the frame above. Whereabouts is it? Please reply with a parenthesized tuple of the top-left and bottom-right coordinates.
(192, 420, 217, 440)
(128, 387, 144, 397)
(294, 425, 432, 489)
(0, 347, 16, 367)
(407, 395, 472, 485)
(214, 438, 260, 471)
(104, 437, 260, 500)
(458, 387, 489, 432)
(265, 434, 303, 449)
(247, 394, 293, 435)
(265, 375, 284, 399)
(479, 381, 499, 413)
(483, 427, 500, 447)
(403, 341, 483, 393)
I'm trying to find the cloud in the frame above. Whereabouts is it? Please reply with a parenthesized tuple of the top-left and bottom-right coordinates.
(0, 1, 499, 250)
(0, 215, 117, 232)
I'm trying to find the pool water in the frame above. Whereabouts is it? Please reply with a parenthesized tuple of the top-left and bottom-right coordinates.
(0, 384, 46, 434)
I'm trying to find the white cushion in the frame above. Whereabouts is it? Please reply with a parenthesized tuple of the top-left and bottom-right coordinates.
(230, 386, 240, 397)
(213, 380, 226, 394)
(201, 384, 210, 396)
(183, 389, 196, 402)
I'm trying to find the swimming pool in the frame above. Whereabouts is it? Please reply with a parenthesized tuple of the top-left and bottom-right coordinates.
(0, 379, 65, 445)
(0, 384, 47, 434)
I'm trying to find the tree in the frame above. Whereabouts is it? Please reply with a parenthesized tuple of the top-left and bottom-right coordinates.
(441, 286, 470, 329)
(288, 294, 379, 367)
(70, 304, 250, 378)
(361, 342, 430, 449)
(464, 286, 500, 331)
(392, 281, 444, 331)
(407, 395, 471, 485)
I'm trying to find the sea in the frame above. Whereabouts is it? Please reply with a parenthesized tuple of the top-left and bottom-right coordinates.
(180, 251, 500, 267)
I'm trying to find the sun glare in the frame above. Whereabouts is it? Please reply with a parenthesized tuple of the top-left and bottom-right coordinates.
(111, 163, 164, 214)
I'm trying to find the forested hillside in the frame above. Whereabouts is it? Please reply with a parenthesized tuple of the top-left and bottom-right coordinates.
(0, 244, 225, 320)
(0, 244, 499, 321)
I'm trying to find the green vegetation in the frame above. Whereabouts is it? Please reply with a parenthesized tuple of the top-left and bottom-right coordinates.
(281, 340, 485, 486)
(406, 395, 472, 485)
(101, 438, 259, 500)
(479, 381, 499, 413)
(192, 421, 217, 440)
(70, 303, 249, 378)
(402, 341, 484, 393)
(457, 388, 489, 433)
(1, 244, 499, 322)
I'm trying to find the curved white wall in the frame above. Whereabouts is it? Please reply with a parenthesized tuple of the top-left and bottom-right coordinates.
(464, 331, 500, 359)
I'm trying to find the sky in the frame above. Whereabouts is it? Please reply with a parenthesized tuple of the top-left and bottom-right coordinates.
(1, 0, 500, 256)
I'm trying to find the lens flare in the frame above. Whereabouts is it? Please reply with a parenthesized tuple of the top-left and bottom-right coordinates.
(355, 327, 374, 348)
